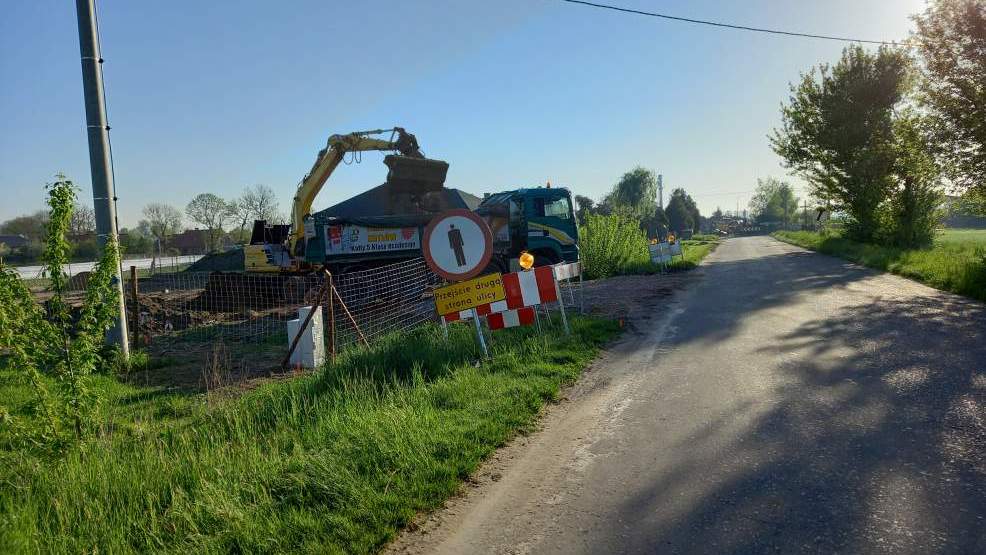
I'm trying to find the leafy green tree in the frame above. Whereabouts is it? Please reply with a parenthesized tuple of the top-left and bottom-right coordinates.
(771, 45, 911, 241)
(882, 113, 943, 247)
(666, 194, 693, 234)
(913, 0, 986, 193)
(185, 194, 235, 251)
(665, 188, 700, 233)
(604, 167, 658, 219)
(0, 210, 49, 243)
(749, 177, 800, 225)
(574, 194, 595, 224)
(642, 206, 670, 238)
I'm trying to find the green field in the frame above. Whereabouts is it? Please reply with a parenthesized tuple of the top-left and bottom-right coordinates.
(0, 317, 619, 553)
(773, 228, 986, 302)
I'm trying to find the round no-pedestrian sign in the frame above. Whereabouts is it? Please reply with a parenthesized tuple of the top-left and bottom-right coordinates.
(422, 209, 493, 281)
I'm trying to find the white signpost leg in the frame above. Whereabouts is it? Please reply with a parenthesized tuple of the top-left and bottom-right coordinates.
(554, 281, 570, 335)
(579, 273, 585, 314)
(440, 315, 449, 341)
(471, 307, 489, 358)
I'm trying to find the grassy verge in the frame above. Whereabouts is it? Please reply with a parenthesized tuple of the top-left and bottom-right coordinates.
(1, 317, 619, 553)
(773, 230, 986, 302)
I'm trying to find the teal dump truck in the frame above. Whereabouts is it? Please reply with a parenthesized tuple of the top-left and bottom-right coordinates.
(301, 184, 579, 275)
(474, 186, 579, 271)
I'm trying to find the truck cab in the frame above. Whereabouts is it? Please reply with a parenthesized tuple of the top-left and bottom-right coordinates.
(477, 187, 579, 270)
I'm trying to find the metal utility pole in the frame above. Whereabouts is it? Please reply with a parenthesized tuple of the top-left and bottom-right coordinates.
(75, 0, 129, 358)
(657, 174, 664, 209)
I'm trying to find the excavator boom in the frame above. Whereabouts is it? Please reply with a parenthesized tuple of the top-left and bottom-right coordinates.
(289, 128, 426, 251)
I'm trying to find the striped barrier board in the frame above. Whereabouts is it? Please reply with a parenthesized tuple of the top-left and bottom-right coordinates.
(502, 266, 558, 309)
(443, 300, 508, 322)
(443, 265, 560, 322)
(487, 307, 536, 330)
(552, 261, 581, 281)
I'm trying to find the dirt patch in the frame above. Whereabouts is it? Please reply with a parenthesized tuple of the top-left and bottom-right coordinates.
(580, 271, 696, 327)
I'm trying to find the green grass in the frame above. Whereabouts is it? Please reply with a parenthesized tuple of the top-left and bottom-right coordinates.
(773, 229, 986, 302)
(0, 317, 619, 553)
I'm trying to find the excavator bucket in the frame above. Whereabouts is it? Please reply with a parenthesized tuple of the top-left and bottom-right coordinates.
(384, 155, 449, 194)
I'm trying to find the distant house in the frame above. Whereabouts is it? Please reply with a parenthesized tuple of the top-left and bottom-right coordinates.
(168, 229, 235, 254)
(0, 234, 29, 250)
(169, 229, 209, 254)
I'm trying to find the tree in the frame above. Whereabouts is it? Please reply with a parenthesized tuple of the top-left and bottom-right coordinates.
(771, 45, 911, 241)
(712, 207, 724, 220)
(883, 113, 943, 247)
(913, 0, 986, 193)
(749, 177, 800, 225)
(234, 184, 281, 237)
(574, 195, 595, 224)
(666, 193, 693, 234)
(141, 203, 183, 251)
(68, 203, 95, 236)
(0, 210, 49, 242)
(604, 167, 658, 219)
(665, 188, 700, 233)
(185, 194, 235, 251)
(642, 206, 670, 239)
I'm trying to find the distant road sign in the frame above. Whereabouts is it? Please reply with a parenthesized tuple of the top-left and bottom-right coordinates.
(422, 209, 493, 281)
(434, 273, 506, 316)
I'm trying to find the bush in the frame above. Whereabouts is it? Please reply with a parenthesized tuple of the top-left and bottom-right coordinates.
(578, 213, 650, 279)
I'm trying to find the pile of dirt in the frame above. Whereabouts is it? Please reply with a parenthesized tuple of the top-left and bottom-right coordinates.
(185, 272, 319, 312)
(185, 249, 244, 272)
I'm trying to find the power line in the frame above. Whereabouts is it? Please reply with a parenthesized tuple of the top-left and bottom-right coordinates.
(558, 0, 909, 47)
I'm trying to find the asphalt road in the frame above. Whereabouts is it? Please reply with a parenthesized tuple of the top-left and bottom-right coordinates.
(390, 236, 986, 555)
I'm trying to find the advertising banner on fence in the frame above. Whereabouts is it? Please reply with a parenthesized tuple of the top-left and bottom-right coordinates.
(434, 273, 506, 316)
(325, 225, 420, 255)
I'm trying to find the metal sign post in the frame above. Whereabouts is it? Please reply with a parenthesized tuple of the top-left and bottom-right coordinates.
(424, 209, 496, 358)
(554, 280, 570, 335)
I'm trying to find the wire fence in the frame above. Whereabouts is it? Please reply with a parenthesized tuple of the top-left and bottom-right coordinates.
(125, 258, 445, 376)
(23, 255, 584, 383)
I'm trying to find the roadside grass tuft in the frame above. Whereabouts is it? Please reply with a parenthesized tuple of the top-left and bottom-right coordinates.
(0, 316, 619, 553)
(773, 229, 986, 302)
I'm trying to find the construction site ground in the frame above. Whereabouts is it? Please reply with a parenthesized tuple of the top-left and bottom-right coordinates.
(125, 269, 700, 394)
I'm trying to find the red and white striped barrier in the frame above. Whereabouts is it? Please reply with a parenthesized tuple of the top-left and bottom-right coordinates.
(502, 266, 558, 309)
(443, 266, 559, 322)
(443, 299, 508, 322)
(440, 264, 572, 335)
(486, 307, 536, 330)
(552, 261, 581, 281)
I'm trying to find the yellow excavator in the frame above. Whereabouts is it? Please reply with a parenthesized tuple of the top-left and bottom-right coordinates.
(245, 127, 448, 273)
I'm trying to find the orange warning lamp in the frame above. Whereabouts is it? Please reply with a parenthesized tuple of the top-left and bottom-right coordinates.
(519, 251, 535, 270)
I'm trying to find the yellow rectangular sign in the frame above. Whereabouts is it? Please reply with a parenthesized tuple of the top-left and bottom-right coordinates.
(434, 273, 505, 315)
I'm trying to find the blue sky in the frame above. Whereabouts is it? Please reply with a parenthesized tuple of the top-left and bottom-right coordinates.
(0, 0, 923, 227)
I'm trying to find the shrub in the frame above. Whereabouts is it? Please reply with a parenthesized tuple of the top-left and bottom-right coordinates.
(578, 213, 650, 279)
(0, 176, 123, 450)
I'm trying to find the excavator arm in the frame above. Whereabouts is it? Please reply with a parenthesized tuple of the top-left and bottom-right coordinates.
(289, 128, 424, 252)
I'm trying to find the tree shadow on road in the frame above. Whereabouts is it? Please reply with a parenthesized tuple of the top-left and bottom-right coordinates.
(613, 243, 986, 553)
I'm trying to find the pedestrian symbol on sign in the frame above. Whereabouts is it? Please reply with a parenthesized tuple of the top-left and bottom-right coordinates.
(448, 224, 466, 266)
(422, 209, 494, 282)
